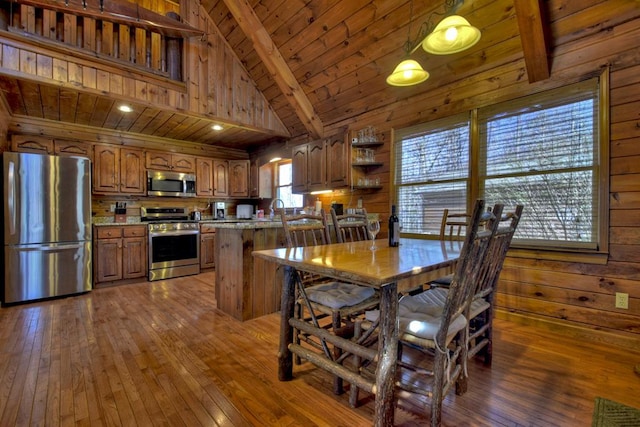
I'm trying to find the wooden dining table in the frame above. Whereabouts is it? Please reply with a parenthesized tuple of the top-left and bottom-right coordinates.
(253, 238, 461, 426)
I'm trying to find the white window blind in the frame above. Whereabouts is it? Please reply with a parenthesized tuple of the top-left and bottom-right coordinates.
(478, 79, 599, 248)
(394, 77, 602, 250)
(394, 114, 470, 235)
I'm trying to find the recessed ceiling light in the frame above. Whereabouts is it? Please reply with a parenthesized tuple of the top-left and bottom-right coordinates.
(118, 105, 133, 113)
(211, 124, 223, 131)
(269, 157, 282, 163)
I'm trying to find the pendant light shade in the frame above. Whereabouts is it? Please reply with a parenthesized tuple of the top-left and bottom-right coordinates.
(386, 59, 430, 86)
(421, 15, 481, 55)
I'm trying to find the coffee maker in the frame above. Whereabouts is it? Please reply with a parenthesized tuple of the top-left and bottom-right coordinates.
(215, 202, 226, 219)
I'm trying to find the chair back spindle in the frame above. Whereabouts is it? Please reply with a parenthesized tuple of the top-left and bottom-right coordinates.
(330, 208, 370, 243)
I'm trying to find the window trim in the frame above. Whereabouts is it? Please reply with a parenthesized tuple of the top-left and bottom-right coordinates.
(391, 69, 610, 262)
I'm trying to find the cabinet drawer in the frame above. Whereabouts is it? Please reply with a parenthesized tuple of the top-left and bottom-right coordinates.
(200, 224, 217, 234)
(97, 227, 123, 239)
(124, 226, 147, 237)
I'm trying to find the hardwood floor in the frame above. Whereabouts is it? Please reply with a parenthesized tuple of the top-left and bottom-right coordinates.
(1, 271, 639, 426)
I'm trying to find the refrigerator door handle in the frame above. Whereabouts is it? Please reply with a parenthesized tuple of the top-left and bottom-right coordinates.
(8, 160, 15, 235)
(20, 242, 85, 251)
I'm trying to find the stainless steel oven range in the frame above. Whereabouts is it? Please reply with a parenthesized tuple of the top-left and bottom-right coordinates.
(141, 207, 200, 281)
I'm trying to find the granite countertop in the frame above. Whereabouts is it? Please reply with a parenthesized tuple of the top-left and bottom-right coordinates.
(93, 214, 379, 229)
(200, 219, 283, 229)
(93, 217, 143, 226)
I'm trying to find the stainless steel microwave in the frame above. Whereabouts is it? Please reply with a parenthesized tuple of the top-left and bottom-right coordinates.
(147, 170, 197, 197)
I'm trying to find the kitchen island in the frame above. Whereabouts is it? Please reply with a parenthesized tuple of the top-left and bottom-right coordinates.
(207, 220, 286, 321)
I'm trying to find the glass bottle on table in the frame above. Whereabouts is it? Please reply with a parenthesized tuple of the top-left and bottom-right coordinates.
(388, 205, 400, 247)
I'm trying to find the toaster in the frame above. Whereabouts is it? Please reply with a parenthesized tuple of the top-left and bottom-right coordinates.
(237, 204, 253, 219)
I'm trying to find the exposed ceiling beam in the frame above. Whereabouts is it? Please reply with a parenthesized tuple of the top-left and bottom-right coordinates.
(222, 0, 324, 139)
(514, 0, 551, 83)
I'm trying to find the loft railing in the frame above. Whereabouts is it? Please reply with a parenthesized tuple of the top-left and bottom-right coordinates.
(0, 1, 201, 81)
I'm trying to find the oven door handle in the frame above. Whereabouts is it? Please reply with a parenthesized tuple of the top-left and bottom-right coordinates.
(149, 229, 200, 237)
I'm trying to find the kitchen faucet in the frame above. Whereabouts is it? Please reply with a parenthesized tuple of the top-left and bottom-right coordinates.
(270, 198, 285, 219)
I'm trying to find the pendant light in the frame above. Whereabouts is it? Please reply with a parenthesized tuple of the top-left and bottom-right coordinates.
(422, 15, 481, 55)
(386, 59, 430, 86)
(386, 0, 430, 87)
(385, 0, 480, 87)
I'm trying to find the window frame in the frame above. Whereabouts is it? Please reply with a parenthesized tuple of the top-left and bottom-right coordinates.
(274, 160, 304, 208)
(392, 70, 610, 259)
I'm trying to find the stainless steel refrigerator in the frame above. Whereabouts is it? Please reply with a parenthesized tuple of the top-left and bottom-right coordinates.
(2, 152, 92, 304)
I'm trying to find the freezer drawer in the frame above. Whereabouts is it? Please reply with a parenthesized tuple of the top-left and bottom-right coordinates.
(3, 241, 92, 304)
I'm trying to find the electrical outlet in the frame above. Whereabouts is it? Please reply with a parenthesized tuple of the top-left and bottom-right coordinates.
(615, 292, 629, 309)
(110, 204, 116, 212)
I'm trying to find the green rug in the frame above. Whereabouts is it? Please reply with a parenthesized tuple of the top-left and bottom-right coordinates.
(592, 397, 640, 426)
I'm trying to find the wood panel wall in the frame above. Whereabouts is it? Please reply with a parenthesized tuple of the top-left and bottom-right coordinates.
(0, 0, 287, 137)
(181, 0, 288, 135)
(321, 0, 640, 349)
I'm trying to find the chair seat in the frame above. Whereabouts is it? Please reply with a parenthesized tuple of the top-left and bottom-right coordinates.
(417, 287, 491, 320)
(429, 273, 453, 287)
(306, 282, 376, 309)
(364, 292, 468, 343)
(399, 294, 468, 342)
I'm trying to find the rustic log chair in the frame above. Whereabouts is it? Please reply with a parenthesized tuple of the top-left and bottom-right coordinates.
(353, 200, 501, 426)
(329, 207, 371, 243)
(402, 209, 471, 297)
(279, 208, 379, 394)
(428, 209, 472, 288)
(417, 204, 523, 367)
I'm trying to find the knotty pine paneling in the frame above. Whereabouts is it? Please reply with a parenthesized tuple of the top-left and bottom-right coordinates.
(181, 0, 288, 136)
(320, 5, 640, 349)
(0, 0, 288, 138)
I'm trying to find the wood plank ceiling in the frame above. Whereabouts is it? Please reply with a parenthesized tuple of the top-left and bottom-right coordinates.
(3, 0, 631, 152)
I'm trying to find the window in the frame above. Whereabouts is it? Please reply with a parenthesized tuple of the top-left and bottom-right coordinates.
(394, 114, 470, 236)
(394, 76, 607, 251)
(275, 161, 303, 208)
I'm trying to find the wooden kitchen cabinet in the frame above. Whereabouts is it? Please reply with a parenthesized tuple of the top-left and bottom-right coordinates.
(93, 145, 145, 195)
(11, 135, 93, 161)
(250, 159, 273, 198)
(213, 159, 229, 197)
(229, 160, 250, 197)
(196, 157, 214, 196)
(307, 139, 326, 191)
(291, 144, 308, 193)
(291, 135, 348, 193)
(93, 144, 120, 193)
(54, 140, 93, 161)
(11, 135, 54, 153)
(120, 148, 146, 194)
(327, 135, 350, 188)
(146, 151, 196, 173)
(94, 225, 147, 285)
(200, 224, 216, 269)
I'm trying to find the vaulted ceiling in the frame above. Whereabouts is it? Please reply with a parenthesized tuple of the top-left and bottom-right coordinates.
(1, 0, 636, 152)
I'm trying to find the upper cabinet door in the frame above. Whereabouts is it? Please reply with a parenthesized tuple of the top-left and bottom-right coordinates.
(171, 154, 196, 173)
(93, 144, 121, 193)
(196, 157, 214, 196)
(146, 151, 172, 170)
(54, 140, 93, 161)
(229, 160, 250, 198)
(120, 148, 145, 194)
(307, 139, 326, 191)
(327, 136, 349, 188)
(213, 160, 229, 197)
(291, 144, 308, 193)
(146, 151, 195, 173)
(11, 135, 54, 154)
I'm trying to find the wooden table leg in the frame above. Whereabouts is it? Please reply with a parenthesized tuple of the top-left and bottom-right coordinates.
(278, 265, 296, 381)
(374, 282, 398, 427)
